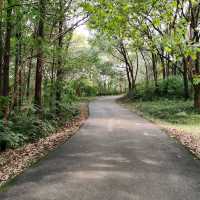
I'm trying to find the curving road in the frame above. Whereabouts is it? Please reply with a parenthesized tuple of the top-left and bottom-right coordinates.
(1, 96, 200, 200)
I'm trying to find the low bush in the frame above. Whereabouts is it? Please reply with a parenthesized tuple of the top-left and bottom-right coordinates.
(71, 78, 97, 97)
(0, 120, 27, 150)
(133, 99, 198, 123)
(158, 76, 186, 98)
(133, 76, 191, 100)
(0, 103, 80, 151)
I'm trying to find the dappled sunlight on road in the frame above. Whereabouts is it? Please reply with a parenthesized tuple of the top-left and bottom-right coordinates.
(1, 96, 200, 200)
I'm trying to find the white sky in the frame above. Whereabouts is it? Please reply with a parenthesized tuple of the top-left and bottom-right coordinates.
(75, 25, 91, 38)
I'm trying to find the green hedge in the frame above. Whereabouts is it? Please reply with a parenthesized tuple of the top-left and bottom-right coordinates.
(132, 76, 191, 100)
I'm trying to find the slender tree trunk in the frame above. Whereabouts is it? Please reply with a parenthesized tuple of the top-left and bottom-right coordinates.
(140, 50, 149, 87)
(152, 53, 158, 90)
(18, 67, 22, 107)
(166, 54, 170, 78)
(125, 64, 131, 91)
(194, 85, 200, 110)
(129, 67, 134, 89)
(14, 29, 22, 108)
(0, 14, 3, 95)
(56, 15, 73, 110)
(126, 62, 135, 97)
(188, 2, 200, 110)
(120, 42, 135, 92)
(162, 63, 166, 80)
(26, 49, 33, 99)
(160, 48, 166, 80)
(34, 0, 45, 111)
(134, 51, 139, 89)
(194, 52, 200, 110)
(2, 0, 12, 125)
(56, 19, 64, 108)
(2, 0, 12, 97)
(183, 57, 189, 100)
(50, 52, 55, 108)
(173, 63, 177, 76)
(55, 0, 67, 112)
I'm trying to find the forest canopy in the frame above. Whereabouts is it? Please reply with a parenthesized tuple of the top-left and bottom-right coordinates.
(0, 0, 124, 150)
(83, 0, 200, 108)
(0, 0, 200, 150)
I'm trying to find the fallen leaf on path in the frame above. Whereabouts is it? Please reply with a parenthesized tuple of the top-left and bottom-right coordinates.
(0, 103, 89, 187)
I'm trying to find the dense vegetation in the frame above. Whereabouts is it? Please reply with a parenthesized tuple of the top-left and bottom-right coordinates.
(82, 0, 200, 141)
(83, 0, 200, 107)
(0, 0, 200, 151)
(0, 0, 125, 150)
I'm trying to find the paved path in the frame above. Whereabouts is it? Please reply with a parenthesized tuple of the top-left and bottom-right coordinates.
(1, 96, 200, 200)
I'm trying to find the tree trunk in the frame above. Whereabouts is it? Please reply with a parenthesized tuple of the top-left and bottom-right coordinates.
(193, 52, 200, 110)
(140, 51, 149, 87)
(26, 49, 33, 99)
(183, 57, 189, 100)
(14, 29, 22, 108)
(120, 42, 135, 92)
(0, 12, 3, 95)
(160, 48, 166, 80)
(166, 54, 170, 78)
(172, 63, 177, 76)
(34, 0, 45, 111)
(187, 2, 200, 110)
(125, 64, 131, 91)
(152, 53, 158, 89)
(2, 0, 12, 97)
(18, 68, 22, 107)
(194, 85, 200, 111)
(49, 54, 55, 108)
(55, 19, 64, 110)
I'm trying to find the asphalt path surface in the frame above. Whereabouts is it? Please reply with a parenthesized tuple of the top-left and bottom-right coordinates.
(1, 96, 200, 200)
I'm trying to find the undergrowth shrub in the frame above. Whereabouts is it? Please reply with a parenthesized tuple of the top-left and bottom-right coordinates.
(71, 78, 97, 97)
(133, 76, 191, 100)
(0, 102, 80, 151)
(0, 96, 10, 118)
(0, 120, 27, 150)
(158, 76, 185, 97)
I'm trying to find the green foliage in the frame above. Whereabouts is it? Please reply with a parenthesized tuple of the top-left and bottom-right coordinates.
(71, 78, 97, 97)
(0, 97, 10, 118)
(11, 114, 52, 142)
(193, 75, 200, 85)
(158, 76, 187, 97)
(130, 99, 200, 125)
(0, 120, 27, 150)
(51, 103, 80, 125)
(63, 83, 78, 104)
(133, 76, 190, 100)
(0, 103, 79, 151)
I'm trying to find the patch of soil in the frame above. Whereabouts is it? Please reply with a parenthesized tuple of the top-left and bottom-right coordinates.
(0, 103, 89, 187)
